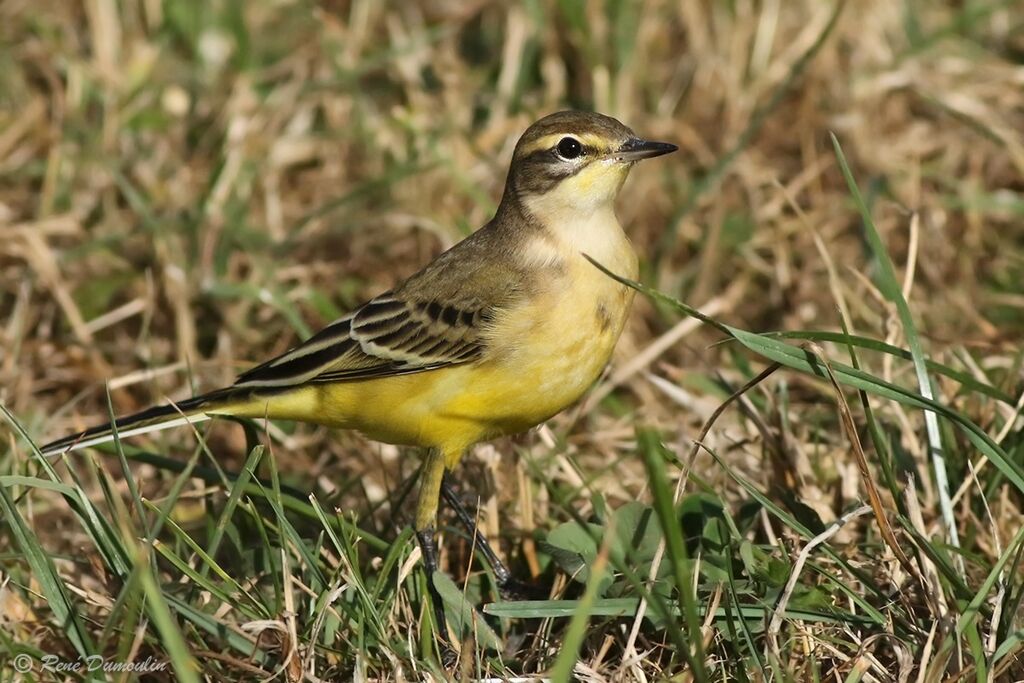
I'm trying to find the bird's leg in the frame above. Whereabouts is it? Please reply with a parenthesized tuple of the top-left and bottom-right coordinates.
(414, 448, 449, 644)
(440, 472, 512, 587)
(441, 472, 546, 600)
(416, 527, 450, 645)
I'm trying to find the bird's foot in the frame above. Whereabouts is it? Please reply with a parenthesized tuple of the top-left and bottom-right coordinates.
(496, 576, 550, 601)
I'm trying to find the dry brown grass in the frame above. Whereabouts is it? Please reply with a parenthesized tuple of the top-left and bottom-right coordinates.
(2, 0, 1023, 680)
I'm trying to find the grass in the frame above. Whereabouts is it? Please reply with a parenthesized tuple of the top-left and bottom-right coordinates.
(2, 0, 1023, 680)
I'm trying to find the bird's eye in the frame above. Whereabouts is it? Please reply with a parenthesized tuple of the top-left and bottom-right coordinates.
(556, 137, 583, 160)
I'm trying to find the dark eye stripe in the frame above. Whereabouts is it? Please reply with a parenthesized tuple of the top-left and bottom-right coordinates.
(512, 143, 601, 196)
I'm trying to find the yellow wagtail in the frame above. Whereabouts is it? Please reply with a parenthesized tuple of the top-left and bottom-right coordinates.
(41, 110, 676, 625)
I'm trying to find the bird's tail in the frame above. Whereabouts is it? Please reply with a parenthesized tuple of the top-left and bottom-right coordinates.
(39, 387, 247, 456)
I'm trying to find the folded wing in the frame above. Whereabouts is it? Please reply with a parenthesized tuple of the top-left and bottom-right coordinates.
(232, 232, 527, 390)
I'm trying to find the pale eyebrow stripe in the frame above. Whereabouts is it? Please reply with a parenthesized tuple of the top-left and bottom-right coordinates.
(518, 134, 565, 156)
(517, 132, 611, 157)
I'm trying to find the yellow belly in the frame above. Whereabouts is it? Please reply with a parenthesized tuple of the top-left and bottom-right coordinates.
(238, 253, 637, 463)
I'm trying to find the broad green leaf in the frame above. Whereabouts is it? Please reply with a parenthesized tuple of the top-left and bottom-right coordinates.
(431, 571, 501, 652)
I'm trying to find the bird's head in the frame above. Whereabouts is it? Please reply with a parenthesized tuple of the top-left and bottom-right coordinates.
(503, 110, 676, 220)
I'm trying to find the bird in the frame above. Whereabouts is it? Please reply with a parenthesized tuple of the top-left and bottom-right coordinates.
(40, 110, 676, 635)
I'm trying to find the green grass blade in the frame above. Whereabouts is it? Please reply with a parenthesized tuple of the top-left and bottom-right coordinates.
(775, 330, 1014, 404)
(548, 544, 611, 683)
(144, 501, 268, 619)
(724, 547, 765, 675)
(135, 549, 201, 683)
(0, 481, 96, 660)
(585, 257, 1024, 496)
(638, 428, 708, 679)
(165, 593, 269, 664)
(308, 495, 390, 641)
(125, 447, 388, 551)
(431, 571, 502, 652)
(0, 475, 76, 496)
(105, 385, 150, 539)
(484, 598, 874, 624)
(200, 444, 265, 582)
(702, 444, 895, 613)
(830, 133, 960, 557)
(252, 455, 329, 590)
(3, 406, 133, 578)
(956, 520, 1024, 637)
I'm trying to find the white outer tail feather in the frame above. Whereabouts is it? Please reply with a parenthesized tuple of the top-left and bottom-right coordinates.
(41, 413, 213, 456)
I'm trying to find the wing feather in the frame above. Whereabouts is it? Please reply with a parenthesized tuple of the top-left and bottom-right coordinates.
(231, 219, 532, 391)
(232, 291, 495, 389)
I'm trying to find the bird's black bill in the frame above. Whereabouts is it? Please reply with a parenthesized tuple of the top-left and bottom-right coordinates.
(615, 138, 678, 161)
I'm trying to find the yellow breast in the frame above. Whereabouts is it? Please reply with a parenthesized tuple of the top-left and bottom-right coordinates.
(465, 248, 637, 434)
